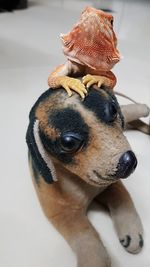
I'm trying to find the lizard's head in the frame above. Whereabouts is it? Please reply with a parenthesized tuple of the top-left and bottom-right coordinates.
(61, 6, 121, 71)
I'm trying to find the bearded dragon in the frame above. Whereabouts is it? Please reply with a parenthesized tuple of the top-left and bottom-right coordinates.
(48, 6, 121, 99)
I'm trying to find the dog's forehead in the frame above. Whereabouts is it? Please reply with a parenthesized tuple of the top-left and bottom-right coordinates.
(50, 89, 112, 126)
(49, 88, 119, 126)
(33, 87, 122, 132)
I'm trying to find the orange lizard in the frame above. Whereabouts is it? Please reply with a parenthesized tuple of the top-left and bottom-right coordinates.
(48, 6, 121, 99)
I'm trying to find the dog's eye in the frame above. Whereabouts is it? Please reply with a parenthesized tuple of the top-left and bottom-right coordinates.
(59, 132, 84, 153)
(104, 102, 118, 123)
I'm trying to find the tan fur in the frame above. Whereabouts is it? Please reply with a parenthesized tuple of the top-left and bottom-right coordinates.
(35, 92, 66, 139)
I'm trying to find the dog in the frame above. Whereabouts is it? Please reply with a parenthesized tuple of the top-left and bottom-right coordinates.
(26, 86, 147, 267)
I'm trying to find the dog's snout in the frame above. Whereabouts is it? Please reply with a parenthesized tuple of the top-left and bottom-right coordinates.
(115, 150, 137, 179)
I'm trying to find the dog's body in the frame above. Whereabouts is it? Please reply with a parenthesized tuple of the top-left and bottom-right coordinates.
(26, 87, 147, 267)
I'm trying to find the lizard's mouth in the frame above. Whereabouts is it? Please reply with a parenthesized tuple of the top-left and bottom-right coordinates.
(90, 58, 119, 71)
(100, 54, 121, 71)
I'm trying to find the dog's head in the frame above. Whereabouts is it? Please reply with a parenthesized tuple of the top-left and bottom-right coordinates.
(26, 87, 137, 187)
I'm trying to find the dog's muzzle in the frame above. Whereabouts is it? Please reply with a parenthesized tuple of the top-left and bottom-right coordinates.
(115, 150, 137, 179)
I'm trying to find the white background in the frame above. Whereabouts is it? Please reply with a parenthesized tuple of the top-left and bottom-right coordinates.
(0, 0, 150, 266)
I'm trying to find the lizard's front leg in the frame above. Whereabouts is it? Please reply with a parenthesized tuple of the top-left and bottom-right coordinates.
(96, 181, 144, 254)
(82, 71, 116, 90)
(48, 62, 87, 99)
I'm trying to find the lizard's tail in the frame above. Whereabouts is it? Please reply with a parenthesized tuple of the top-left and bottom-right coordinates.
(115, 91, 138, 104)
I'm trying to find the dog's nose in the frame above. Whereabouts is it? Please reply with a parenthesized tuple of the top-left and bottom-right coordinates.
(115, 150, 137, 179)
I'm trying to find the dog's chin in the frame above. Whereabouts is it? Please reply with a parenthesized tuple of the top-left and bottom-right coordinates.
(88, 170, 117, 187)
(88, 177, 114, 188)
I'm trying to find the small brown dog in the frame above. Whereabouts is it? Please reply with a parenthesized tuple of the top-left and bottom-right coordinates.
(26, 86, 149, 267)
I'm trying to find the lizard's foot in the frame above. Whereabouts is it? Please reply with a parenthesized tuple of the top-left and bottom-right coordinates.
(55, 76, 87, 99)
(82, 74, 111, 89)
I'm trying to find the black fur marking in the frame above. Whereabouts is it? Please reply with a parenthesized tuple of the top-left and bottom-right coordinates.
(83, 88, 124, 128)
(39, 108, 89, 164)
(26, 119, 54, 184)
(49, 107, 89, 135)
(120, 235, 131, 248)
(30, 153, 40, 184)
(139, 234, 144, 248)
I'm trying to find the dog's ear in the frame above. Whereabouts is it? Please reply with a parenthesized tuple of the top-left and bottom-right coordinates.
(26, 118, 57, 184)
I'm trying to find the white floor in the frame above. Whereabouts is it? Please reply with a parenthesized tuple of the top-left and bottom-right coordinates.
(0, 0, 150, 266)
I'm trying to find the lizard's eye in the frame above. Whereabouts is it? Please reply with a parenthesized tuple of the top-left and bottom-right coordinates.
(110, 19, 113, 26)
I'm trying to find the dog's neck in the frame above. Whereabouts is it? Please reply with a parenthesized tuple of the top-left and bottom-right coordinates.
(54, 162, 107, 210)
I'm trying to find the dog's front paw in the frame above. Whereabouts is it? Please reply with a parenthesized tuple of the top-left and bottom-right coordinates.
(113, 209, 144, 254)
(119, 232, 144, 254)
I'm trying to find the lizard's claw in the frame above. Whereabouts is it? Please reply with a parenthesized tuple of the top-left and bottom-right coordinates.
(82, 74, 107, 89)
(57, 76, 88, 99)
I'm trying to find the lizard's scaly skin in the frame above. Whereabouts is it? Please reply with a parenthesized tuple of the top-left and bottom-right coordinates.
(48, 6, 121, 98)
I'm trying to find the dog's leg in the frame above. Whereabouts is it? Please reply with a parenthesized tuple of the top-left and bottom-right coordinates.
(32, 183, 110, 267)
(50, 210, 110, 267)
(29, 156, 110, 267)
(96, 181, 144, 254)
(121, 104, 150, 134)
(121, 103, 149, 123)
